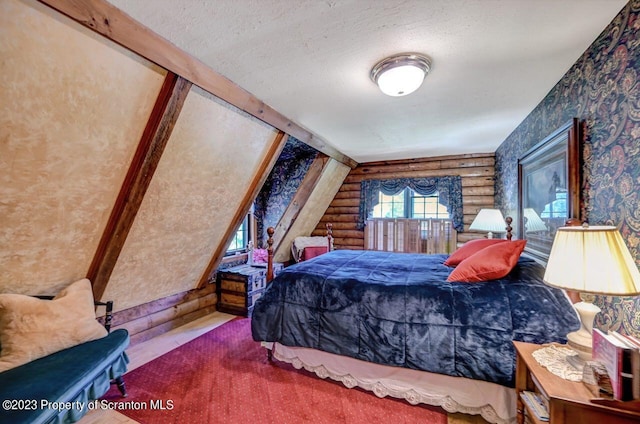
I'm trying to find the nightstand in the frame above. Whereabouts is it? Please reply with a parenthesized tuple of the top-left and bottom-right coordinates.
(514, 341, 640, 424)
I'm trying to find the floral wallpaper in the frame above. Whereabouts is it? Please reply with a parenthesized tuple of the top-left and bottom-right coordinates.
(254, 136, 319, 246)
(495, 0, 640, 336)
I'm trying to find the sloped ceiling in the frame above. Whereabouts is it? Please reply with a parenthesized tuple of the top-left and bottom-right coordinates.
(108, 0, 627, 163)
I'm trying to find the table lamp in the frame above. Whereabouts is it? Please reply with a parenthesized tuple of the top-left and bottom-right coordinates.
(543, 224, 640, 359)
(469, 209, 506, 239)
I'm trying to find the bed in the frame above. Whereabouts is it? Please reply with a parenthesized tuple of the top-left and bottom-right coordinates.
(251, 225, 579, 423)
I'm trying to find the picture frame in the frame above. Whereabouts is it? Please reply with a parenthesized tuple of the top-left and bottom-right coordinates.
(518, 118, 582, 262)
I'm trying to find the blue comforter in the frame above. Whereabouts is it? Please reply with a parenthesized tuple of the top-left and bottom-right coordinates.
(251, 250, 579, 387)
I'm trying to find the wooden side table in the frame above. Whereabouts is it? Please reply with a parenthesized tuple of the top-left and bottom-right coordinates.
(514, 341, 640, 424)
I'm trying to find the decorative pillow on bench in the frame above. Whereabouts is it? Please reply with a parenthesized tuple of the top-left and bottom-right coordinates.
(0, 278, 108, 372)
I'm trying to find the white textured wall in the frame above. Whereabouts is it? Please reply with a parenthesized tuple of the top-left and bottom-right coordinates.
(0, 0, 165, 294)
(104, 88, 278, 311)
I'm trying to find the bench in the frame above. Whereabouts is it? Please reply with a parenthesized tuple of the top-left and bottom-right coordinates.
(0, 294, 130, 424)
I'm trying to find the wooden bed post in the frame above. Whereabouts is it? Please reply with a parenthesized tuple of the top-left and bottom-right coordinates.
(265, 226, 275, 363)
(505, 216, 513, 240)
(326, 223, 333, 252)
(266, 227, 275, 283)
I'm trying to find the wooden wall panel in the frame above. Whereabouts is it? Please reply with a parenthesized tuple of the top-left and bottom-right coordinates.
(103, 87, 278, 311)
(274, 159, 351, 262)
(314, 153, 497, 249)
(89, 74, 192, 301)
(110, 284, 217, 346)
(0, 0, 166, 294)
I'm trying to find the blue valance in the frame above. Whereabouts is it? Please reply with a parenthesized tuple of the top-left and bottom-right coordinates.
(358, 176, 464, 231)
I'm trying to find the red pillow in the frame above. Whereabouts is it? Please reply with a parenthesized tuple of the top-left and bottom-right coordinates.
(443, 238, 508, 267)
(446, 240, 527, 282)
(301, 246, 328, 261)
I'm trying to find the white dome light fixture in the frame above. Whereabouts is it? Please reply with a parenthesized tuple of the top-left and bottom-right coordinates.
(370, 53, 431, 97)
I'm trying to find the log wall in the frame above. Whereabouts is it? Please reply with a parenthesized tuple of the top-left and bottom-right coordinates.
(110, 284, 217, 346)
(314, 153, 497, 249)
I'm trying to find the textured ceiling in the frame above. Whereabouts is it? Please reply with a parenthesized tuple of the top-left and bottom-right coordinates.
(107, 0, 628, 163)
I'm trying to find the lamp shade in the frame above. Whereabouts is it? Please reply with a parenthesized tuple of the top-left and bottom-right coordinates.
(376, 66, 425, 96)
(544, 225, 640, 295)
(469, 209, 506, 233)
(370, 53, 431, 97)
(523, 208, 547, 232)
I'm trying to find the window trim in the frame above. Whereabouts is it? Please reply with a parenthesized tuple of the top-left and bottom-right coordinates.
(372, 188, 449, 220)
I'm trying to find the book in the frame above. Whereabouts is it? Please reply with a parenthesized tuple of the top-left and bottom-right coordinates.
(592, 328, 635, 401)
(610, 331, 640, 399)
(583, 360, 613, 397)
(528, 372, 550, 412)
(520, 390, 549, 421)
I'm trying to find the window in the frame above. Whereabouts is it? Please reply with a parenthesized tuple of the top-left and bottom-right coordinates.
(372, 189, 449, 219)
(374, 191, 405, 218)
(358, 176, 463, 232)
(411, 192, 449, 219)
(226, 215, 250, 254)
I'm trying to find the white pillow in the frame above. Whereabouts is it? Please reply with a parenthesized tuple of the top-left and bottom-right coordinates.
(0, 278, 108, 372)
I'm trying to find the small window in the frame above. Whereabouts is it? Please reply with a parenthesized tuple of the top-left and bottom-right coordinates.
(226, 215, 250, 254)
(372, 188, 449, 219)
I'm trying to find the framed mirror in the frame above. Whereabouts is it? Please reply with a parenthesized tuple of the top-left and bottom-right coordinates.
(518, 118, 582, 262)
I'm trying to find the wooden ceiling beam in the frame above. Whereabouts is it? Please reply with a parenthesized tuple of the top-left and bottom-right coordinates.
(88, 73, 192, 301)
(196, 130, 288, 289)
(37, 0, 357, 169)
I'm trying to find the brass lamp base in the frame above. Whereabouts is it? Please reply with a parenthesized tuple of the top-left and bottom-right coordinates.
(567, 330, 593, 360)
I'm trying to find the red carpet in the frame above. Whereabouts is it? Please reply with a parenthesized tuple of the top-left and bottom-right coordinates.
(103, 317, 447, 423)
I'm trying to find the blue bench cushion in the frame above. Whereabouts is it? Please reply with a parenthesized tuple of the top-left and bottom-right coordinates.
(0, 329, 129, 424)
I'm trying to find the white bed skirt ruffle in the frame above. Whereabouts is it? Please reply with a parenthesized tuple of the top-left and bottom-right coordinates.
(265, 342, 516, 424)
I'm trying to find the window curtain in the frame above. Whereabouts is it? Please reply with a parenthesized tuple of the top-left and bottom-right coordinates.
(358, 176, 464, 231)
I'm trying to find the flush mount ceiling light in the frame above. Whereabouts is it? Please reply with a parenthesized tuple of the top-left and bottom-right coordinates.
(370, 53, 432, 97)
